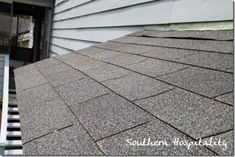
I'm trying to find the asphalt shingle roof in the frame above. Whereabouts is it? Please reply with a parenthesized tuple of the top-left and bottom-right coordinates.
(14, 30, 233, 155)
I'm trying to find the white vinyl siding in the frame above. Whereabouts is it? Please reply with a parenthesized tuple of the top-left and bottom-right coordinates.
(50, 0, 233, 56)
(51, 27, 143, 43)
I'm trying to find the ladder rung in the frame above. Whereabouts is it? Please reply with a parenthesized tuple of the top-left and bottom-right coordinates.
(9, 101, 17, 105)
(9, 89, 16, 92)
(7, 123, 20, 129)
(8, 115, 20, 121)
(5, 149, 23, 155)
(8, 108, 19, 113)
(9, 94, 16, 98)
(6, 140, 22, 147)
(7, 131, 21, 137)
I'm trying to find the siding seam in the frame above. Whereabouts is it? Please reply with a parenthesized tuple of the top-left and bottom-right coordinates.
(53, 0, 157, 22)
(50, 43, 74, 51)
(51, 36, 101, 43)
(52, 25, 147, 30)
(54, 0, 95, 15)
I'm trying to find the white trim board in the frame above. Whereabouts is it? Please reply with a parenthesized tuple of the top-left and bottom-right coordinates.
(0, 55, 9, 154)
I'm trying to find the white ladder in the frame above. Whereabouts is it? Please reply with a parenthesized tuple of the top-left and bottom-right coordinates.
(4, 89, 23, 155)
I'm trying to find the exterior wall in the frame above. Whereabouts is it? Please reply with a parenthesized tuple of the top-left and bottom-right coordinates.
(50, 0, 233, 56)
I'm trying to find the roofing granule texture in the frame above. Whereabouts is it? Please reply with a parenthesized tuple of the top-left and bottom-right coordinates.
(15, 30, 233, 156)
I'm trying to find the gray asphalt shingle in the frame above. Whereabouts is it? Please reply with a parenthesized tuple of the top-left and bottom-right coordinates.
(17, 83, 59, 110)
(114, 36, 233, 53)
(79, 48, 123, 60)
(75, 46, 105, 55)
(61, 54, 105, 71)
(97, 120, 215, 155)
(14, 64, 41, 82)
(103, 73, 173, 101)
(102, 53, 148, 66)
(14, 30, 233, 155)
(135, 88, 233, 139)
(55, 52, 79, 61)
(215, 92, 233, 105)
(126, 58, 188, 77)
(112, 36, 143, 43)
(157, 67, 233, 98)
(35, 58, 61, 69)
(15, 73, 47, 93)
(225, 68, 233, 73)
(71, 93, 152, 140)
(57, 52, 95, 66)
(14, 64, 38, 77)
(19, 99, 76, 143)
(176, 52, 233, 71)
(130, 30, 233, 41)
(56, 78, 109, 106)
(84, 64, 129, 82)
(202, 131, 234, 155)
(46, 68, 86, 87)
(23, 123, 103, 155)
(38, 62, 72, 76)
(143, 47, 196, 61)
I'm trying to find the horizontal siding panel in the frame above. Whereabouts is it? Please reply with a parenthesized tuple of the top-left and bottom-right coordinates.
(53, 0, 155, 21)
(51, 37, 95, 51)
(54, 0, 92, 14)
(51, 27, 143, 42)
(53, 0, 232, 29)
(50, 51, 59, 57)
(50, 44, 72, 55)
(170, 0, 233, 23)
(53, 0, 173, 29)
